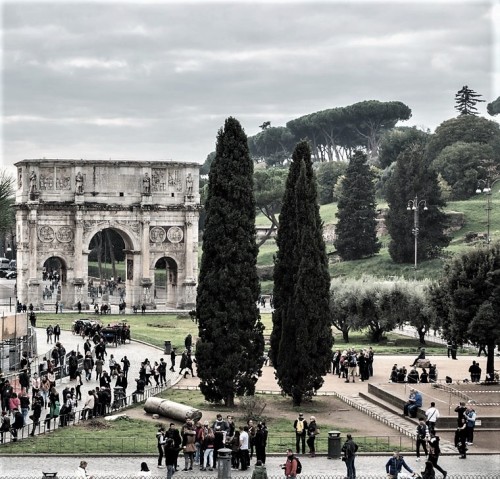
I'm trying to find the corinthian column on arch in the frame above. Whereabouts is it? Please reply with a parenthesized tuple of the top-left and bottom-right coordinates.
(141, 215, 151, 280)
(184, 211, 195, 283)
(74, 211, 84, 280)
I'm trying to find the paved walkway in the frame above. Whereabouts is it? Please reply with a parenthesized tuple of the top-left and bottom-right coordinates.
(1, 325, 498, 476)
(0, 453, 499, 477)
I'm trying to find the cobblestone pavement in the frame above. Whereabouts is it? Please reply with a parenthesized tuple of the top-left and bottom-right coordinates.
(1, 453, 499, 477)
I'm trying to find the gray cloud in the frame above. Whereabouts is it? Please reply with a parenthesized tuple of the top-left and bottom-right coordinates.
(2, 1, 496, 170)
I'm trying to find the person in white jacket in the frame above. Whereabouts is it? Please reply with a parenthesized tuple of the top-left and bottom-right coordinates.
(75, 460, 94, 478)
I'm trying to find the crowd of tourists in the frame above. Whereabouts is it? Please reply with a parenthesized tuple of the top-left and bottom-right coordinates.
(154, 414, 269, 478)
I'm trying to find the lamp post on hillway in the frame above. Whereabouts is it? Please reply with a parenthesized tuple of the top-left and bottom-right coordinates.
(407, 196, 428, 270)
(476, 177, 500, 247)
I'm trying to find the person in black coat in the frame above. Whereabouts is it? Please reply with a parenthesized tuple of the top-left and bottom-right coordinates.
(11, 409, 24, 442)
(30, 395, 43, 436)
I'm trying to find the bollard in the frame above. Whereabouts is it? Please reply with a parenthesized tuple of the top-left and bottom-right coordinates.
(217, 447, 232, 479)
(327, 430, 342, 459)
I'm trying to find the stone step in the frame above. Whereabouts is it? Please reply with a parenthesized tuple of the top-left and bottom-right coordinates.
(332, 390, 457, 453)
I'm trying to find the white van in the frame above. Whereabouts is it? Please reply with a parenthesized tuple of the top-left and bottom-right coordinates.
(0, 258, 10, 277)
(0, 257, 10, 271)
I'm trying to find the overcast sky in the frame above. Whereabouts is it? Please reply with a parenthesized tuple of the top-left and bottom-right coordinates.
(1, 0, 498, 172)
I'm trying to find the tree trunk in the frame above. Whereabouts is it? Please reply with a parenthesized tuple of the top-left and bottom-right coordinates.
(370, 327, 383, 342)
(224, 394, 235, 408)
(292, 391, 302, 407)
(256, 224, 277, 248)
(342, 328, 350, 343)
(106, 230, 117, 279)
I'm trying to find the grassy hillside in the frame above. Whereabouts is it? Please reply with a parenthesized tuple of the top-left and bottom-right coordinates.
(256, 196, 500, 281)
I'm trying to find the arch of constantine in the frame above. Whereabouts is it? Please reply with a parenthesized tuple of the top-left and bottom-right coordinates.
(14, 159, 200, 310)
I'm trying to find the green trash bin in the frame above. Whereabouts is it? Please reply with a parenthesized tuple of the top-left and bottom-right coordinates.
(328, 430, 341, 459)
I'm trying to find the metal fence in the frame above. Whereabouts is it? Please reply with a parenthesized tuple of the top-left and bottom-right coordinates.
(0, 382, 170, 447)
(3, 475, 500, 479)
(0, 425, 415, 454)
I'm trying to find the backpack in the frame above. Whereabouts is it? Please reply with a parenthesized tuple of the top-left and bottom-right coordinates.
(295, 457, 302, 474)
(296, 419, 304, 434)
(348, 355, 357, 367)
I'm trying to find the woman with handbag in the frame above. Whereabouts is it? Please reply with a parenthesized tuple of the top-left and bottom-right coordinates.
(306, 416, 319, 457)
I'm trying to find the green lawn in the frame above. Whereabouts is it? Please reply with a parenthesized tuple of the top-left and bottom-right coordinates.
(36, 313, 198, 350)
(0, 391, 412, 454)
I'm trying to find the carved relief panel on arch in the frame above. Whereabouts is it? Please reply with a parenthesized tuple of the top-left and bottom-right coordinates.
(149, 226, 184, 245)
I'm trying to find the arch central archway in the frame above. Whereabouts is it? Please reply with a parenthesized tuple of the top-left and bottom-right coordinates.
(15, 159, 200, 311)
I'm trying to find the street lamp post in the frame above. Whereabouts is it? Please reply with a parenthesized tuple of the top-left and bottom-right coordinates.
(407, 196, 428, 270)
(476, 178, 500, 246)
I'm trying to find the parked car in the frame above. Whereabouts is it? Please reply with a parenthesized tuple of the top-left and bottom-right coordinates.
(6, 270, 17, 279)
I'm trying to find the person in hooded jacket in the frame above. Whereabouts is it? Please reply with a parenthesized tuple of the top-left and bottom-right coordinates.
(251, 459, 268, 479)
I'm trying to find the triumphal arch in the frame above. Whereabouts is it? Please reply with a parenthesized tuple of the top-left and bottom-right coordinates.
(14, 159, 200, 310)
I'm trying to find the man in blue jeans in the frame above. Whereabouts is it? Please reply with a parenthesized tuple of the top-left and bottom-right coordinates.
(403, 389, 422, 418)
(341, 434, 358, 479)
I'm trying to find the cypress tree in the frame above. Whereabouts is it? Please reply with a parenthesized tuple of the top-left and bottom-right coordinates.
(195, 117, 264, 406)
(334, 150, 381, 260)
(386, 143, 450, 264)
(272, 141, 333, 406)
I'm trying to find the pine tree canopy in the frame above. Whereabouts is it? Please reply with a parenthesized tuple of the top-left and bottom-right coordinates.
(195, 117, 264, 406)
(454, 85, 485, 116)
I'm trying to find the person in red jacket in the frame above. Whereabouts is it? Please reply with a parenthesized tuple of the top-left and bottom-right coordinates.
(283, 449, 298, 479)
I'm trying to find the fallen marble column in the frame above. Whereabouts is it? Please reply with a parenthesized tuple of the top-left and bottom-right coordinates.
(144, 397, 202, 423)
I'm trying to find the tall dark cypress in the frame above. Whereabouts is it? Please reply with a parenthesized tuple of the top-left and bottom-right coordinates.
(386, 143, 450, 263)
(195, 117, 264, 406)
(272, 141, 333, 406)
(335, 150, 380, 260)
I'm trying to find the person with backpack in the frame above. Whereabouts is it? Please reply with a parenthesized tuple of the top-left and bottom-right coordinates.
(341, 433, 358, 479)
(293, 412, 308, 454)
(346, 350, 357, 383)
(283, 448, 301, 479)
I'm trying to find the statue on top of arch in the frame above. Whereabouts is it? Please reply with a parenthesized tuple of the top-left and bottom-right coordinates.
(75, 171, 84, 194)
(143, 172, 151, 194)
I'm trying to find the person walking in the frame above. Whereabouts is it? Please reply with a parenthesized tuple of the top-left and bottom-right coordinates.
(293, 413, 307, 454)
(169, 349, 176, 372)
(306, 416, 318, 457)
(164, 439, 178, 479)
(428, 435, 447, 478)
(385, 451, 415, 478)
(455, 418, 468, 459)
(421, 460, 436, 479)
(415, 418, 429, 461)
(283, 449, 299, 479)
(341, 433, 358, 479)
